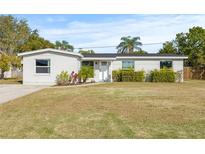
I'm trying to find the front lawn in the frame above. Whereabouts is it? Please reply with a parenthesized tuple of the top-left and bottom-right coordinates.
(0, 80, 205, 138)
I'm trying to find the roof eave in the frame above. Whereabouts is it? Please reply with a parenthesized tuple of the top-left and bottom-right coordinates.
(116, 56, 188, 59)
(18, 48, 83, 58)
(82, 57, 116, 61)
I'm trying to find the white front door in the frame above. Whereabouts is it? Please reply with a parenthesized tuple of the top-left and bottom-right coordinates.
(99, 62, 108, 81)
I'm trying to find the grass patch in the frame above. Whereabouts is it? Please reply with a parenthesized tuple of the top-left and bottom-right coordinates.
(0, 80, 205, 138)
(0, 78, 22, 84)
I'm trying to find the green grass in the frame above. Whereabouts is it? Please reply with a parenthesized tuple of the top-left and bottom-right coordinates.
(0, 80, 205, 138)
(0, 78, 22, 84)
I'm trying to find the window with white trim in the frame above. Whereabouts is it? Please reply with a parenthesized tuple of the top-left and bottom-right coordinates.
(122, 60, 134, 70)
(36, 59, 50, 74)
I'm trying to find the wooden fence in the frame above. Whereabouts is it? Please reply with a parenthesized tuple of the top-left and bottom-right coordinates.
(183, 67, 205, 80)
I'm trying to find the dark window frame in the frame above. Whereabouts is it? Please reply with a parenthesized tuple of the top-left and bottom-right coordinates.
(160, 61, 173, 69)
(35, 59, 50, 74)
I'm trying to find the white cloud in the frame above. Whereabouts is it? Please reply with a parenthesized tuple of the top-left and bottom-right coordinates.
(46, 16, 67, 23)
(39, 15, 205, 53)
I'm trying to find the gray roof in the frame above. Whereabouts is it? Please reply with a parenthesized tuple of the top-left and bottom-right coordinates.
(82, 53, 186, 58)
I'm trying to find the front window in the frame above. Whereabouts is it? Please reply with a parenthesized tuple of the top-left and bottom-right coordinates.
(160, 61, 172, 69)
(122, 60, 134, 70)
(82, 61, 94, 66)
(36, 59, 50, 74)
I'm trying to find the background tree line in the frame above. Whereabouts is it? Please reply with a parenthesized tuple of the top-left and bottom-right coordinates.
(159, 26, 205, 69)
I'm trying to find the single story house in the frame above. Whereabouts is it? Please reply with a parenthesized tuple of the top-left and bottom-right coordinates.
(18, 48, 188, 85)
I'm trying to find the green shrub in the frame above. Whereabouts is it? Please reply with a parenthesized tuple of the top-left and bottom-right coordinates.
(56, 71, 70, 85)
(150, 68, 175, 82)
(145, 72, 152, 82)
(112, 70, 119, 82)
(79, 66, 94, 82)
(121, 69, 134, 81)
(133, 71, 145, 82)
(112, 70, 122, 82)
(112, 69, 145, 82)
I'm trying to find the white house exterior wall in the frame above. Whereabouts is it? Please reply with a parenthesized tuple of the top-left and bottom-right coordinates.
(134, 60, 160, 72)
(173, 60, 183, 72)
(23, 52, 80, 85)
(112, 60, 122, 71)
(112, 59, 184, 73)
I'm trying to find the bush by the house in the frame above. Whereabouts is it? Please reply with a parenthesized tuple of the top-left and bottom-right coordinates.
(150, 68, 175, 82)
(133, 71, 145, 82)
(112, 69, 145, 82)
(121, 69, 134, 81)
(56, 71, 70, 85)
(79, 66, 94, 82)
(112, 70, 122, 82)
(112, 70, 119, 82)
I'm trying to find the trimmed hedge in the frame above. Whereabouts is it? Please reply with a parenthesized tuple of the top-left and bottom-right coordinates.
(121, 69, 134, 81)
(133, 71, 145, 82)
(150, 68, 175, 82)
(112, 69, 145, 82)
(113, 68, 176, 82)
(112, 70, 120, 82)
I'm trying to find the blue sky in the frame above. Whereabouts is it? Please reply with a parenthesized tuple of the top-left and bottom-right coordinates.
(14, 14, 205, 53)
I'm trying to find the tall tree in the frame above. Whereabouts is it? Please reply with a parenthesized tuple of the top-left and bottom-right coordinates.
(117, 36, 142, 54)
(159, 41, 177, 54)
(17, 30, 54, 52)
(0, 15, 31, 55)
(175, 27, 205, 67)
(54, 40, 74, 51)
(159, 26, 205, 68)
(0, 53, 10, 79)
(79, 49, 95, 54)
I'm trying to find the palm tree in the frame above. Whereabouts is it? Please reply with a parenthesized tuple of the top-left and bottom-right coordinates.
(117, 36, 142, 54)
(55, 40, 74, 51)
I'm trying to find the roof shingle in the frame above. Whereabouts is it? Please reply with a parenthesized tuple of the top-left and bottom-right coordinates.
(82, 53, 186, 58)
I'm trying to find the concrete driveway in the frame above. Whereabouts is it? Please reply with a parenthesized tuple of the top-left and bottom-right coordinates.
(0, 84, 48, 104)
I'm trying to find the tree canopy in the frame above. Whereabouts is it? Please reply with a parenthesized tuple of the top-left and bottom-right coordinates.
(17, 30, 54, 52)
(79, 49, 95, 54)
(159, 26, 205, 67)
(0, 15, 55, 55)
(54, 40, 74, 51)
(0, 15, 31, 55)
(117, 36, 142, 54)
(159, 41, 177, 54)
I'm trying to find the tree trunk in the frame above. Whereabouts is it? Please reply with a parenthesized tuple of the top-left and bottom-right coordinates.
(0, 71, 4, 79)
